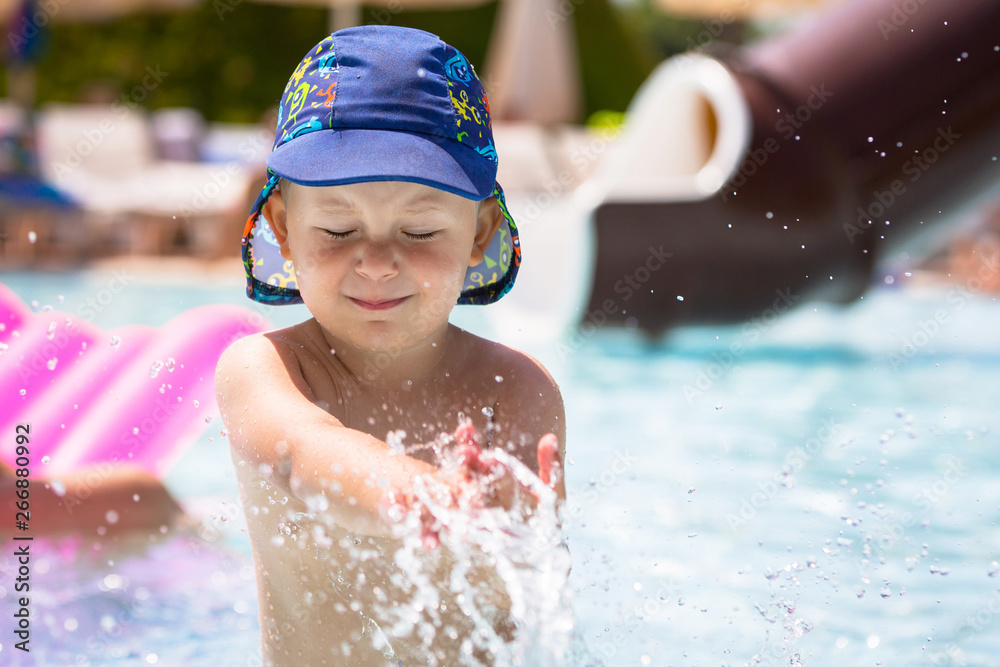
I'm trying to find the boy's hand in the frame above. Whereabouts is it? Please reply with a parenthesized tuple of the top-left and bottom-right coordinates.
(382, 422, 561, 549)
(452, 422, 560, 514)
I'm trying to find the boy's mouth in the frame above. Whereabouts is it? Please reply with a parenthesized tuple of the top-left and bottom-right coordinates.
(348, 296, 411, 311)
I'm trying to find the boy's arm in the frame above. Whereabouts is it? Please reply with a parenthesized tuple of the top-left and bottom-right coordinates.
(493, 352, 567, 500)
(215, 332, 439, 537)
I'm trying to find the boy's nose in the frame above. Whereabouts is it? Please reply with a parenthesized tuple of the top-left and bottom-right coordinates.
(355, 241, 399, 281)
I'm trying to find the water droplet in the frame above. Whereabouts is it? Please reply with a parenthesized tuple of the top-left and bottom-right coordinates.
(386, 429, 407, 454)
(19, 388, 26, 396)
(482, 406, 494, 419)
(205, 415, 214, 424)
(27, 231, 37, 244)
(494, 375, 504, 383)
(133, 494, 141, 502)
(47, 358, 58, 371)
(106, 510, 119, 525)
(676, 295, 684, 301)
(165, 357, 176, 372)
(51, 479, 66, 496)
(149, 360, 164, 378)
(110, 335, 121, 349)
(46, 321, 57, 340)
(988, 561, 999, 577)
(193, 399, 200, 408)
(41, 455, 50, 464)
(867, 136, 874, 143)
(765, 211, 774, 219)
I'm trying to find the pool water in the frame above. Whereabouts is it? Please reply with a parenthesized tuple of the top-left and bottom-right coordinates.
(1, 268, 999, 666)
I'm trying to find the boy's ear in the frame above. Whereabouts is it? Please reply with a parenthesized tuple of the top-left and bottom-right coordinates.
(469, 197, 505, 266)
(261, 187, 291, 260)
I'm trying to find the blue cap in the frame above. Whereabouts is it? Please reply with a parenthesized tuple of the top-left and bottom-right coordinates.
(242, 25, 520, 306)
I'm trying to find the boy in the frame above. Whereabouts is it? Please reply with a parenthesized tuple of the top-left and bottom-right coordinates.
(215, 26, 566, 665)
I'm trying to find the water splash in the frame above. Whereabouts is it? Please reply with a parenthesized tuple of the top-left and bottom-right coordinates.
(367, 424, 573, 666)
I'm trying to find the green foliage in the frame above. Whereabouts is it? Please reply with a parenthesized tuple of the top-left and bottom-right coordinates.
(11, 1, 330, 122)
(358, 1, 500, 76)
(1, 0, 703, 123)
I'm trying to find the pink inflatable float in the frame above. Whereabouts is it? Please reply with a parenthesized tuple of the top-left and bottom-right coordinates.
(0, 282, 267, 477)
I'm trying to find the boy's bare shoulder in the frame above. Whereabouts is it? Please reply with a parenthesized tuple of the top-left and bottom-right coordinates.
(215, 320, 328, 408)
(453, 328, 558, 389)
(452, 328, 565, 450)
(218, 321, 303, 368)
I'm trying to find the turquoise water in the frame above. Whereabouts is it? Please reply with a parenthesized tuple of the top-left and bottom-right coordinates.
(1, 268, 999, 666)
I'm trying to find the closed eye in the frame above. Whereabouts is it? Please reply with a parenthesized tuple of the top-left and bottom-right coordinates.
(323, 229, 355, 240)
(403, 231, 437, 241)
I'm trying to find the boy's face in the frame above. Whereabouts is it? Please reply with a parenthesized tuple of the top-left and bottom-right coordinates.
(264, 180, 504, 354)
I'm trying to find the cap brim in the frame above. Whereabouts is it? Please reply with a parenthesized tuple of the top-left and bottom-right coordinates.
(266, 128, 496, 201)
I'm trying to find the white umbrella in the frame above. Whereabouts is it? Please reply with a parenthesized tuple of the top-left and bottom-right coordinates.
(480, 0, 582, 124)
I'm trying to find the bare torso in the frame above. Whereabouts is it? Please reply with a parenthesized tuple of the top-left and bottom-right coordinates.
(233, 319, 533, 666)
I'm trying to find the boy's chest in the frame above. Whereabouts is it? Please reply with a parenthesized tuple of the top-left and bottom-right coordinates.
(302, 364, 500, 458)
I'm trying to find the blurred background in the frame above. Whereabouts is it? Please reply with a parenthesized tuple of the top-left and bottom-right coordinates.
(1, 0, 997, 323)
(3, 1, 1000, 665)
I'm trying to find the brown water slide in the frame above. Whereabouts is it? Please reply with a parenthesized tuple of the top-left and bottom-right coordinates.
(586, 0, 1000, 331)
